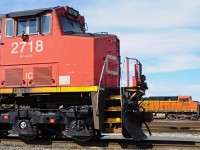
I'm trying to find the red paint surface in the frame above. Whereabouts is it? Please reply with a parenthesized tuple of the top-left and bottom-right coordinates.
(0, 6, 120, 88)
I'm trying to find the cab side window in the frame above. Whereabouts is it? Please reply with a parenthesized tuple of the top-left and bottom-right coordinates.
(0, 19, 1, 33)
(180, 98, 188, 102)
(17, 18, 39, 35)
(41, 15, 51, 34)
(18, 19, 26, 35)
(0, 19, 1, 37)
(8, 15, 51, 37)
(29, 18, 38, 34)
(6, 19, 14, 37)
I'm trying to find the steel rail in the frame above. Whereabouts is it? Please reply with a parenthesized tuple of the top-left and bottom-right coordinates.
(0, 137, 200, 149)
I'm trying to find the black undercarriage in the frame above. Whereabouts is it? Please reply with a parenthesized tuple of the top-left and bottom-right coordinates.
(0, 106, 96, 141)
(0, 88, 152, 142)
(0, 92, 99, 141)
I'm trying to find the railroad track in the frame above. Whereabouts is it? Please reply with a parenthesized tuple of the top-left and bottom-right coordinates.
(1, 120, 200, 149)
(0, 137, 200, 149)
(143, 120, 200, 134)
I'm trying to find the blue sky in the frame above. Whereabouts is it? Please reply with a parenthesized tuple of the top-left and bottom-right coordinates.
(1, 0, 200, 100)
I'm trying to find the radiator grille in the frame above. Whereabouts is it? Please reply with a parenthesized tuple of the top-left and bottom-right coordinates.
(5, 68, 23, 86)
(33, 66, 52, 85)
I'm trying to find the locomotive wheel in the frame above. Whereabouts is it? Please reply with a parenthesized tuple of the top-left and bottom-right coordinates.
(191, 115, 198, 120)
(179, 115, 186, 120)
(72, 136, 93, 142)
(19, 134, 38, 141)
(167, 114, 176, 120)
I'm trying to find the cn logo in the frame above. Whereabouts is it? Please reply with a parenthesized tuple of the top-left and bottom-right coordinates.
(26, 72, 33, 80)
(105, 54, 118, 76)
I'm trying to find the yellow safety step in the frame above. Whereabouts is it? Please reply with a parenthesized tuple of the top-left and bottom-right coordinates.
(104, 106, 122, 111)
(107, 95, 121, 100)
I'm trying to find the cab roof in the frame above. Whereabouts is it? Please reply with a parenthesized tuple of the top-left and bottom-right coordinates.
(5, 6, 58, 18)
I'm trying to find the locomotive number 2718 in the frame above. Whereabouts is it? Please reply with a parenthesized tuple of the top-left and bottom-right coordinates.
(11, 40, 43, 54)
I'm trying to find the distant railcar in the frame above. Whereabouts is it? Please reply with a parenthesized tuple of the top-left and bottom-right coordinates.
(140, 96, 199, 120)
(0, 6, 152, 141)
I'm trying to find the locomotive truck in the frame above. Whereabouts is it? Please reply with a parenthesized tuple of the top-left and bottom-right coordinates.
(140, 96, 199, 120)
(0, 6, 152, 141)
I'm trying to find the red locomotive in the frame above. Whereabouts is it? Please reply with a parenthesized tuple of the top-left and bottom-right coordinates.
(0, 6, 151, 141)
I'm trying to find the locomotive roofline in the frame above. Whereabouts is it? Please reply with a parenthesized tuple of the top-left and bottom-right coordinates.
(5, 7, 57, 18)
(3, 6, 80, 18)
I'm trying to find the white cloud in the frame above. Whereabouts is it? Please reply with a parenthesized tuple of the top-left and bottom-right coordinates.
(146, 81, 200, 101)
(84, 0, 200, 29)
(120, 29, 200, 55)
(144, 54, 200, 73)
(118, 28, 200, 73)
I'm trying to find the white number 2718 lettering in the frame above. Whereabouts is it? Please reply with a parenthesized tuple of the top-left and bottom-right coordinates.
(11, 40, 43, 54)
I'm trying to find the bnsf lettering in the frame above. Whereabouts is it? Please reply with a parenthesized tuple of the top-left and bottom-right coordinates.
(11, 40, 43, 54)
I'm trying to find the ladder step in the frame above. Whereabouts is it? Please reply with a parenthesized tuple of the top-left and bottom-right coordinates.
(101, 133, 122, 136)
(103, 127, 122, 133)
(104, 110, 121, 112)
(103, 93, 122, 134)
(104, 121, 121, 123)
(107, 95, 121, 100)
(105, 118, 121, 123)
(106, 106, 121, 111)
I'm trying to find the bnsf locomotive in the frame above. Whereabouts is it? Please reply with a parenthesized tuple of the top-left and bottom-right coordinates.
(0, 6, 152, 141)
(140, 96, 199, 120)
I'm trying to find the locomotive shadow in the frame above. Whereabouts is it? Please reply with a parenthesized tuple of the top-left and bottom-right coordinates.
(73, 139, 198, 149)
(73, 138, 154, 149)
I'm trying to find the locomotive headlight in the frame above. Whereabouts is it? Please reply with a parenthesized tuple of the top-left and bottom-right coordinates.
(20, 121, 27, 129)
(67, 7, 79, 17)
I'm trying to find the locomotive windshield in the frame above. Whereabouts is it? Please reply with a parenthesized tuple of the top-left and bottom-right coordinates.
(60, 16, 83, 33)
